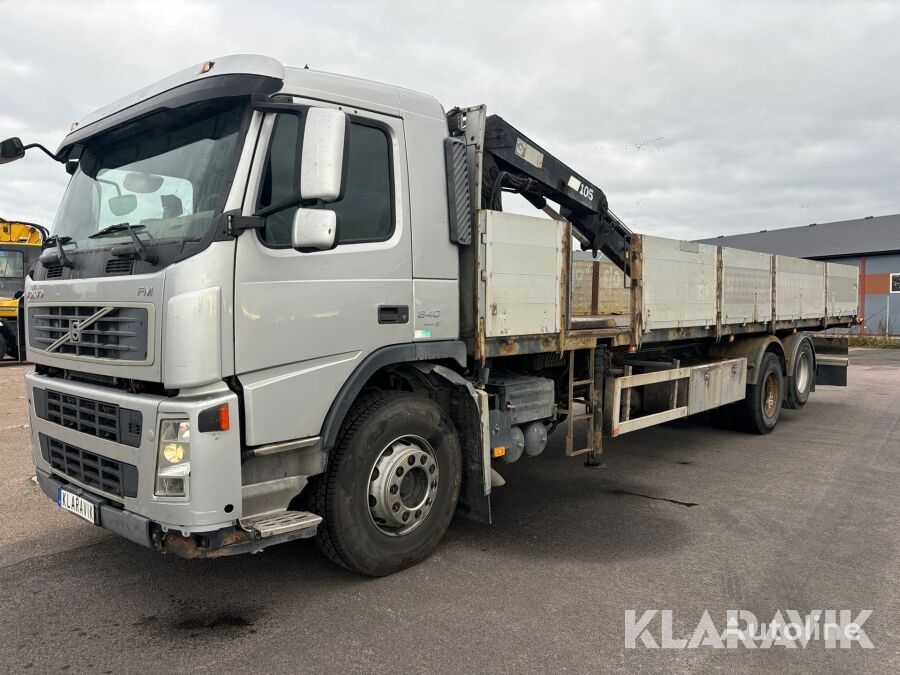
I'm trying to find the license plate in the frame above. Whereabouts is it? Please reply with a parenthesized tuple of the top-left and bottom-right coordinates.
(57, 488, 98, 525)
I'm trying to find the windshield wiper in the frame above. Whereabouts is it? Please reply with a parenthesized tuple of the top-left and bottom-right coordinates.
(89, 222, 158, 264)
(88, 222, 146, 239)
(42, 235, 75, 269)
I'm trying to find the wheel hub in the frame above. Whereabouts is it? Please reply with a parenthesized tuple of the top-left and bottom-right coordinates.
(763, 372, 778, 417)
(368, 435, 439, 536)
(796, 353, 810, 393)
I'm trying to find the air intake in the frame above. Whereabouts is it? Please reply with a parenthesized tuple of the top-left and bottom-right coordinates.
(104, 258, 134, 276)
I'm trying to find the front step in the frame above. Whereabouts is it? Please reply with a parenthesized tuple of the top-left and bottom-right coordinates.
(241, 511, 322, 538)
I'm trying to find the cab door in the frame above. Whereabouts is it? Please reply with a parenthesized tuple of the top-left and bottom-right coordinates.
(234, 101, 412, 446)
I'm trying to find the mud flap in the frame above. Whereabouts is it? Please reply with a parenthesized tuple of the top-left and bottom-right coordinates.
(414, 363, 491, 524)
(812, 335, 849, 387)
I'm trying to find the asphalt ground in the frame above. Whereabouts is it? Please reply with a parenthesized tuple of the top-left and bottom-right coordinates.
(0, 349, 897, 673)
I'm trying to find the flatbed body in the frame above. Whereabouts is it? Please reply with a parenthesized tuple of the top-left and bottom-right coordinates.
(470, 217, 858, 359)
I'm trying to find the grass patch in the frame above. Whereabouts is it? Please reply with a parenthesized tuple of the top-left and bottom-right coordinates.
(848, 335, 900, 349)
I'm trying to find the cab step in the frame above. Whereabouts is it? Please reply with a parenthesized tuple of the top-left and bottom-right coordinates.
(241, 511, 322, 538)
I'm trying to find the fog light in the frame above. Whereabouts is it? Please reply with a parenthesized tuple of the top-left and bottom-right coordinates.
(155, 420, 191, 497)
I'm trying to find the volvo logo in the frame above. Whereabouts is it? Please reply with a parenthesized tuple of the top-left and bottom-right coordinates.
(68, 319, 82, 344)
(46, 307, 114, 353)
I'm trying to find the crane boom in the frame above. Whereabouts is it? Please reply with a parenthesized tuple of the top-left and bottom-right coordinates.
(480, 115, 633, 270)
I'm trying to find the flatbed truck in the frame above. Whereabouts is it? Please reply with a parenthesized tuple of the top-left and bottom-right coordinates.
(0, 55, 858, 575)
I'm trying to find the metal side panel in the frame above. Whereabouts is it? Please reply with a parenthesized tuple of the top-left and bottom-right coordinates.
(571, 260, 630, 317)
(640, 235, 718, 330)
(775, 256, 826, 321)
(721, 247, 773, 325)
(686, 358, 747, 415)
(239, 351, 362, 446)
(826, 262, 860, 317)
(413, 279, 459, 341)
(484, 211, 564, 337)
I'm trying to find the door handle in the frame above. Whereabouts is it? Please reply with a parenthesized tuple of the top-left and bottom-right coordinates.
(378, 305, 409, 324)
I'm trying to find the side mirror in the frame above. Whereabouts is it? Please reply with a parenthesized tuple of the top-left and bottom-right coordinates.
(300, 108, 349, 202)
(0, 137, 25, 165)
(292, 208, 337, 251)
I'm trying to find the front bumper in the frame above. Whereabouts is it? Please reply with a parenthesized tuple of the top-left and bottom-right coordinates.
(36, 468, 153, 548)
(36, 469, 312, 559)
(27, 371, 243, 533)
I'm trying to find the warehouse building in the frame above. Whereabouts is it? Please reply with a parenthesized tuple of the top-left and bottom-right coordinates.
(699, 213, 900, 335)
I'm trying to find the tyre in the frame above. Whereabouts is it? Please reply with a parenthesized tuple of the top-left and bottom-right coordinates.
(0, 333, 7, 360)
(312, 391, 462, 576)
(738, 351, 783, 434)
(784, 340, 813, 410)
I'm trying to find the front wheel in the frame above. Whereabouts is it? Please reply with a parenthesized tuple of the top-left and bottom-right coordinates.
(312, 391, 461, 576)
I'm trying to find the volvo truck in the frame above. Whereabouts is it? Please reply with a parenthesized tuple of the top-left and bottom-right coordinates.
(0, 55, 858, 576)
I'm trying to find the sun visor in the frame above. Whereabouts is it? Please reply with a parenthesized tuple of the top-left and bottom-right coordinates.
(56, 54, 285, 158)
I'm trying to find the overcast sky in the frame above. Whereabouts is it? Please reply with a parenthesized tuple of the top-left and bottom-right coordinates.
(1, 0, 899, 240)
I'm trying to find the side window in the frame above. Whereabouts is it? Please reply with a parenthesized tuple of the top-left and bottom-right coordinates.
(0, 250, 24, 278)
(258, 114, 301, 247)
(332, 124, 393, 244)
(258, 114, 393, 247)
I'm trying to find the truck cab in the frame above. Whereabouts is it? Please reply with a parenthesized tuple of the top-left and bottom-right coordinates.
(13, 56, 471, 573)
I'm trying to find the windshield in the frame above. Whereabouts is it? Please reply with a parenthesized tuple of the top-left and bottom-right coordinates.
(51, 98, 247, 251)
(0, 250, 24, 278)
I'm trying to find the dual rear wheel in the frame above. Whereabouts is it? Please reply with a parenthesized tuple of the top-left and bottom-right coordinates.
(715, 342, 814, 434)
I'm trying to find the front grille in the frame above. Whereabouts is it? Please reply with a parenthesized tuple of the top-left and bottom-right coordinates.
(33, 388, 142, 447)
(28, 304, 149, 361)
(39, 434, 138, 498)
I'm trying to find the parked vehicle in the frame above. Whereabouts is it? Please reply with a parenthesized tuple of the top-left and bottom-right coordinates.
(0, 55, 858, 575)
(0, 218, 47, 360)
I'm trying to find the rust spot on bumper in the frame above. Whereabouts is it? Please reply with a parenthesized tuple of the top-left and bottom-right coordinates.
(161, 528, 253, 559)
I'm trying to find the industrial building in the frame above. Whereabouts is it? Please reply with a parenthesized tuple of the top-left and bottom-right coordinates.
(700, 214, 900, 335)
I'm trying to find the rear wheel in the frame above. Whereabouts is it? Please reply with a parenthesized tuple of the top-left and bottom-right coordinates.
(784, 340, 813, 409)
(738, 351, 783, 434)
(312, 391, 461, 576)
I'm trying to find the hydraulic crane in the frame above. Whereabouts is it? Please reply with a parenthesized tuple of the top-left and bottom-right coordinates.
(478, 115, 633, 271)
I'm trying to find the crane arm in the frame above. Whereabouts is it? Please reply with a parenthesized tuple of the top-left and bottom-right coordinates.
(480, 115, 632, 271)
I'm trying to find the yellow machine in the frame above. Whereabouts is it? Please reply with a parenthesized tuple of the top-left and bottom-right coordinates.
(0, 218, 47, 359)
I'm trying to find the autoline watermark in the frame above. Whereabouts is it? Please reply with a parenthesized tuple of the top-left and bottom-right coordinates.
(625, 610, 874, 649)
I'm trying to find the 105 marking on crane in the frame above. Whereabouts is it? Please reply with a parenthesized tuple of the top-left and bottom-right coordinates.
(567, 175, 594, 202)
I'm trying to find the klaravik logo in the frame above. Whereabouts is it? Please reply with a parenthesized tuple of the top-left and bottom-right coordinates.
(625, 609, 873, 649)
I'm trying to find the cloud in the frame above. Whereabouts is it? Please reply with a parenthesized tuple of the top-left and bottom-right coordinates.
(1, 0, 898, 238)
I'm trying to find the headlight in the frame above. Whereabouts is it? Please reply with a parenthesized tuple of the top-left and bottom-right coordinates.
(155, 420, 190, 497)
